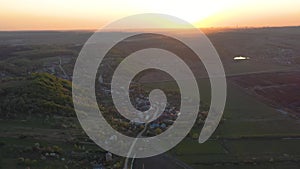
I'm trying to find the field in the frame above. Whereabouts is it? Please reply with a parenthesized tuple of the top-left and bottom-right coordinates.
(145, 78, 300, 169)
(230, 71, 300, 117)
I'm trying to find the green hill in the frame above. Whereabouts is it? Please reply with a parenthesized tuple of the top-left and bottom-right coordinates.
(0, 73, 74, 118)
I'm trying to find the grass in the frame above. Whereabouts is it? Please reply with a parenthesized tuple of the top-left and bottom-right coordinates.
(0, 136, 104, 169)
(226, 139, 300, 155)
(216, 84, 300, 138)
(174, 139, 225, 155)
(190, 163, 300, 169)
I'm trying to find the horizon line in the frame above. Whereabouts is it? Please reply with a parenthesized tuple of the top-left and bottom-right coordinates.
(0, 25, 299, 32)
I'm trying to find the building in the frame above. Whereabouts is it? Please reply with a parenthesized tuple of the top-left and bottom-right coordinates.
(93, 164, 105, 169)
(105, 152, 113, 162)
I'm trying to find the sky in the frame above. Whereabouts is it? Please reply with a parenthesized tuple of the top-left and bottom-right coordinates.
(0, 0, 299, 30)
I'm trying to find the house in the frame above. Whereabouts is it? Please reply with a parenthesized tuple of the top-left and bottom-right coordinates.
(98, 75, 104, 84)
(160, 123, 167, 129)
(105, 152, 113, 162)
(150, 123, 160, 129)
(130, 121, 143, 127)
(93, 164, 105, 169)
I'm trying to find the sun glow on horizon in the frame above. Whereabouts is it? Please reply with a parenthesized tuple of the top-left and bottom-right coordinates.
(0, 0, 299, 30)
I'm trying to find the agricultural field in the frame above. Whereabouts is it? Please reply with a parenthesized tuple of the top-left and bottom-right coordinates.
(145, 79, 300, 169)
(230, 71, 300, 117)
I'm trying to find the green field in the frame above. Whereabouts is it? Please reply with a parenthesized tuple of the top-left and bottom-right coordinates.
(145, 78, 300, 169)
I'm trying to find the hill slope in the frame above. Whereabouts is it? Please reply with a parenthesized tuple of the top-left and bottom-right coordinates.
(0, 73, 74, 118)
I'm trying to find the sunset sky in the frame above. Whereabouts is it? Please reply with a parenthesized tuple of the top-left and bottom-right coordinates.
(0, 0, 299, 30)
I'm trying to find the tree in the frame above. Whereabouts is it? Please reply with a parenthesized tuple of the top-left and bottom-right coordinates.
(154, 128, 162, 135)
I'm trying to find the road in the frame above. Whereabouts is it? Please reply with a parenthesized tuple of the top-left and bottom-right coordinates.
(58, 57, 70, 79)
(133, 154, 193, 169)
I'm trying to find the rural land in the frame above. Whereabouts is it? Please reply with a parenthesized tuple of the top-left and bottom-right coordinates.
(0, 26, 300, 169)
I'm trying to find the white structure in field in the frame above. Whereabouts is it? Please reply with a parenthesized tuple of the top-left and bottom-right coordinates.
(233, 56, 250, 61)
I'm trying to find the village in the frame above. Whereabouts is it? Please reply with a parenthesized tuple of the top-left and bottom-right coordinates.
(97, 73, 209, 138)
(98, 80, 178, 136)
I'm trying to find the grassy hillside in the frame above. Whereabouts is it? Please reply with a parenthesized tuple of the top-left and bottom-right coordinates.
(0, 73, 74, 118)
